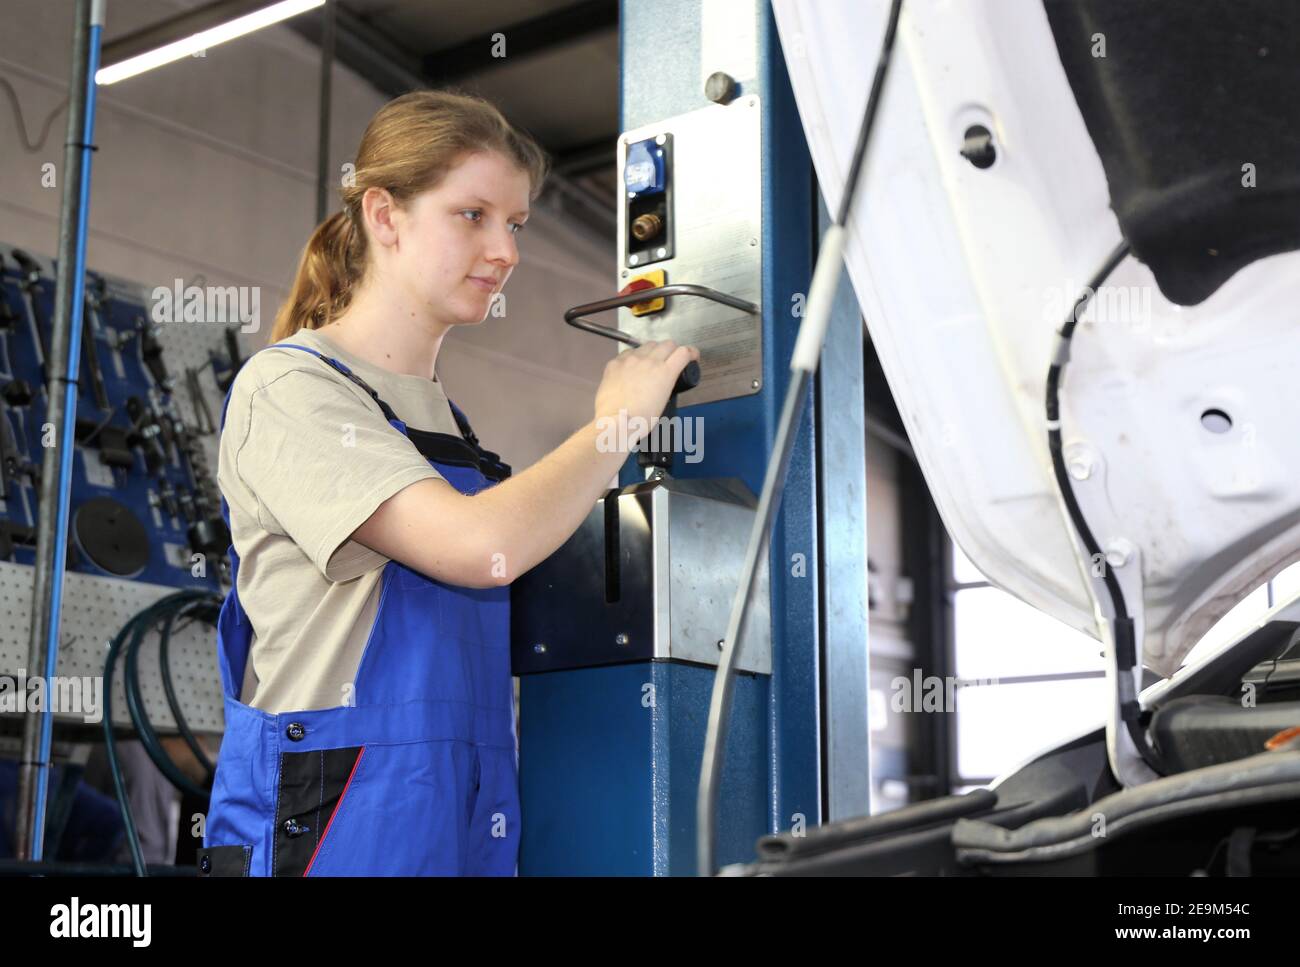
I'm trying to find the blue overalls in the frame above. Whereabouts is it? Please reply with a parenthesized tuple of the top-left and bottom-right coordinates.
(198, 344, 519, 876)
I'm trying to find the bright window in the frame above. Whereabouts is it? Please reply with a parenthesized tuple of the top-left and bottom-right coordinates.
(949, 548, 1300, 786)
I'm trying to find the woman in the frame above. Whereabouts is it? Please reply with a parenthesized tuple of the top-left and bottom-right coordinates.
(200, 90, 698, 876)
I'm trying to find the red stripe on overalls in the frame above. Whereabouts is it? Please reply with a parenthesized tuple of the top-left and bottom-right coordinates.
(303, 746, 367, 876)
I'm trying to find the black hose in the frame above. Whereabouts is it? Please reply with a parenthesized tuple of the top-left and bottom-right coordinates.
(102, 608, 165, 877)
(102, 590, 214, 876)
(158, 600, 220, 779)
(124, 597, 217, 802)
(835, 0, 904, 226)
(1045, 239, 1165, 777)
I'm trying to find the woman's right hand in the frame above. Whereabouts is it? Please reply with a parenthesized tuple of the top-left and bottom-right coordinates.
(593, 340, 701, 446)
(355, 338, 704, 590)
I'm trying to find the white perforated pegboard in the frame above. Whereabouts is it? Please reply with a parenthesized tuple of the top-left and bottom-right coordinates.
(0, 561, 224, 733)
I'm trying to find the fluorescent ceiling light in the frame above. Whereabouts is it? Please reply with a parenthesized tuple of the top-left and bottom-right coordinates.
(96, 0, 325, 86)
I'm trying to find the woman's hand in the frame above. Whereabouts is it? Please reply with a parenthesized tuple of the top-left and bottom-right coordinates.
(352, 339, 702, 590)
(593, 340, 701, 447)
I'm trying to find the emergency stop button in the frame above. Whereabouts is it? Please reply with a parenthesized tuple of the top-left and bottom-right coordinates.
(619, 270, 666, 316)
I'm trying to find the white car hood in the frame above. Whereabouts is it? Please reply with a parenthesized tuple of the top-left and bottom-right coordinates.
(774, 0, 1300, 676)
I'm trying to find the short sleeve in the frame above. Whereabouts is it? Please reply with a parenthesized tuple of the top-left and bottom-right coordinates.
(231, 365, 444, 582)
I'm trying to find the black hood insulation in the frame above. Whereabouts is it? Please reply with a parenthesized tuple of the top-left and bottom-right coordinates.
(1043, 0, 1300, 306)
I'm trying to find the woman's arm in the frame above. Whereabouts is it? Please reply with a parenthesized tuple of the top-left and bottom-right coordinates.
(349, 340, 698, 589)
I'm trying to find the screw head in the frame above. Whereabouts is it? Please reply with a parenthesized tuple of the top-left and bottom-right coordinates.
(704, 71, 738, 105)
(615, 633, 629, 646)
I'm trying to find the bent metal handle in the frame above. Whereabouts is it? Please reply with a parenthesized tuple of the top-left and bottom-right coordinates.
(564, 283, 760, 394)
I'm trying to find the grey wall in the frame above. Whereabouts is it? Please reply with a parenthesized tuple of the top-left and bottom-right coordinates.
(0, 0, 618, 473)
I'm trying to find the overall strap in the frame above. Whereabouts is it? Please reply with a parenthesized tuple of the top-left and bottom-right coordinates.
(446, 399, 478, 447)
(447, 399, 512, 481)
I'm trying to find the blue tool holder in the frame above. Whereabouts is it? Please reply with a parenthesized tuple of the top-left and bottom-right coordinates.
(0, 257, 221, 592)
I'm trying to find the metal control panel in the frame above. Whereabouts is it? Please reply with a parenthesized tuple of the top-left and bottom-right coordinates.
(616, 97, 764, 407)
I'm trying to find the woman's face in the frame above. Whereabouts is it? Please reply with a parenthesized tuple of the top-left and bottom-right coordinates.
(385, 150, 533, 328)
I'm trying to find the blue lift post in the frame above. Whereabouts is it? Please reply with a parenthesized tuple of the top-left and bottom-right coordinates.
(517, 0, 832, 875)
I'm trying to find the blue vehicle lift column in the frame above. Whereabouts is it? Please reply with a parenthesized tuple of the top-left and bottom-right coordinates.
(517, 0, 869, 875)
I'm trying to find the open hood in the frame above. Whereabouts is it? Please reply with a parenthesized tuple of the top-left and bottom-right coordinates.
(773, 0, 1300, 681)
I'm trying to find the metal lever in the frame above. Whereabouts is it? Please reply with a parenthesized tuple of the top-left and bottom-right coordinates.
(564, 283, 759, 395)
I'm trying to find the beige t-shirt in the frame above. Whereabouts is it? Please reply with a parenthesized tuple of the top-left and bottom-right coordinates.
(217, 326, 464, 713)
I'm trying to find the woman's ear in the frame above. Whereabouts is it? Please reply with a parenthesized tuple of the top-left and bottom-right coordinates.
(361, 187, 400, 248)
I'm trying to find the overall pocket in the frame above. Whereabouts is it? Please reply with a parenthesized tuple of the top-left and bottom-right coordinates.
(272, 745, 365, 877)
(305, 740, 478, 876)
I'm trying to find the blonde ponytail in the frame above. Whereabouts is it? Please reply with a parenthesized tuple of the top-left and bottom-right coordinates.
(269, 209, 362, 342)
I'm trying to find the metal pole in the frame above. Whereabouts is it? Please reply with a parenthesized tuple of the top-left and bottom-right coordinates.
(16, 0, 105, 862)
(316, 0, 335, 223)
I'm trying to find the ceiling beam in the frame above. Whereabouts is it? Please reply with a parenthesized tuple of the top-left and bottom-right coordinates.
(289, 3, 425, 97)
(422, 0, 618, 85)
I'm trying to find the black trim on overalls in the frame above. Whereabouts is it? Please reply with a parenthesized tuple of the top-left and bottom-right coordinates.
(273, 745, 364, 877)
